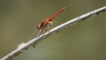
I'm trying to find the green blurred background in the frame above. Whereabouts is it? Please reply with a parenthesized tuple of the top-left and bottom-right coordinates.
(0, 0, 106, 60)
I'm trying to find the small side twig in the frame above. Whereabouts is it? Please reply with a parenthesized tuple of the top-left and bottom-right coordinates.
(1, 6, 106, 60)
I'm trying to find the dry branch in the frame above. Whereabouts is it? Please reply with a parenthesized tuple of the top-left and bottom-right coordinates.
(1, 6, 106, 60)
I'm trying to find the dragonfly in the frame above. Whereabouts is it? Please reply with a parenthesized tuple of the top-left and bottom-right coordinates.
(36, 7, 66, 36)
(27, 7, 66, 47)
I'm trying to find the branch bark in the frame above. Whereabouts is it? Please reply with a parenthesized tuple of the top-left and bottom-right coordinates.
(1, 6, 106, 60)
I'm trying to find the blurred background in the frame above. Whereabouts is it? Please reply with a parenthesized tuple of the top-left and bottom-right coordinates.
(0, 0, 106, 60)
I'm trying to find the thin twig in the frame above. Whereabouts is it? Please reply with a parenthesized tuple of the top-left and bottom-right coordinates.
(1, 6, 106, 60)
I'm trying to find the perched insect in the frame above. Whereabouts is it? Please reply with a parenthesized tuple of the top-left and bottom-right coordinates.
(36, 7, 66, 36)
(28, 7, 66, 43)
(27, 7, 66, 48)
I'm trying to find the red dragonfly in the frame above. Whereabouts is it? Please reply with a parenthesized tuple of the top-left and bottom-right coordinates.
(28, 7, 66, 42)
